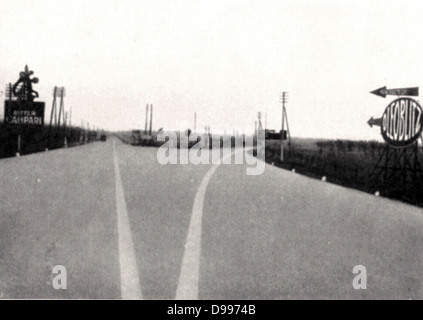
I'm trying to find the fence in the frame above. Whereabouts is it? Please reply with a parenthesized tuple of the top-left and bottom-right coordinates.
(0, 124, 94, 159)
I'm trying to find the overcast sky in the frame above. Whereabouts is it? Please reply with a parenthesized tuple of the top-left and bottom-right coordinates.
(1, 0, 423, 140)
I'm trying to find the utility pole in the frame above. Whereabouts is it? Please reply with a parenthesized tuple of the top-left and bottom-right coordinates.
(194, 112, 197, 134)
(258, 112, 263, 130)
(281, 92, 288, 132)
(145, 104, 149, 134)
(64, 112, 68, 148)
(69, 107, 72, 128)
(149, 104, 153, 135)
(48, 87, 58, 149)
(57, 88, 64, 129)
(257, 112, 264, 158)
(54, 101, 58, 126)
(280, 92, 291, 161)
(265, 112, 267, 130)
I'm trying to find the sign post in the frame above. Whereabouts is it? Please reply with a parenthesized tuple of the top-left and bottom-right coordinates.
(368, 87, 423, 198)
(17, 134, 21, 156)
(4, 66, 45, 155)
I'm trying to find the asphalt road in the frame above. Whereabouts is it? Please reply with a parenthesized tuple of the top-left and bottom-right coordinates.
(1, 137, 423, 299)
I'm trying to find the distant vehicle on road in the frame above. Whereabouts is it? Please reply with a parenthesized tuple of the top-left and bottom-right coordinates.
(131, 130, 141, 145)
(100, 134, 107, 142)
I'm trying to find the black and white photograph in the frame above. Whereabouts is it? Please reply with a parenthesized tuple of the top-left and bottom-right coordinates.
(1, 0, 423, 305)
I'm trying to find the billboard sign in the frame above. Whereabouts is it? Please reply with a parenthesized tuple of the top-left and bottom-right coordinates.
(4, 100, 45, 127)
(381, 98, 423, 148)
(261, 130, 287, 141)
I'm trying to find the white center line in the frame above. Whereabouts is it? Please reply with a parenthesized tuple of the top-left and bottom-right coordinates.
(175, 163, 221, 300)
(113, 140, 143, 300)
(176, 149, 249, 300)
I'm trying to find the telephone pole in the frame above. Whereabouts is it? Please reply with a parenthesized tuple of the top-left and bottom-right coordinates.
(265, 112, 267, 130)
(145, 104, 149, 134)
(258, 112, 263, 130)
(149, 104, 153, 135)
(280, 92, 291, 161)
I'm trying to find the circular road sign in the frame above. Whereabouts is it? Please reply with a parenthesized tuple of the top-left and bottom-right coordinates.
(381, 97, 423, 148)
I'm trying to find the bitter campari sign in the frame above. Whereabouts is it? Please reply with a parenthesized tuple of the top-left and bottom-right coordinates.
(4, 101, 45, 126)
(4, 65, 45, 128)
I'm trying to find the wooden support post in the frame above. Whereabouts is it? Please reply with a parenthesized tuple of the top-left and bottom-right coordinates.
(17, 134, 21, 156)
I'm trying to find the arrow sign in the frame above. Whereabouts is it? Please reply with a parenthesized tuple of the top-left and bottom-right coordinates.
(368, 117, 382, 128)
(370, 86, 419, 98)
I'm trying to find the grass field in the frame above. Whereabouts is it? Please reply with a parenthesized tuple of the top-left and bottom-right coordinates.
(265, 138, 423, 207)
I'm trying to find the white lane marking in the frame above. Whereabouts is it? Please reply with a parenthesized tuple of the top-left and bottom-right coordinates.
(175, 163, 221, 300)
(176, 149, 252, 300)
(113, 141, 143, 300)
